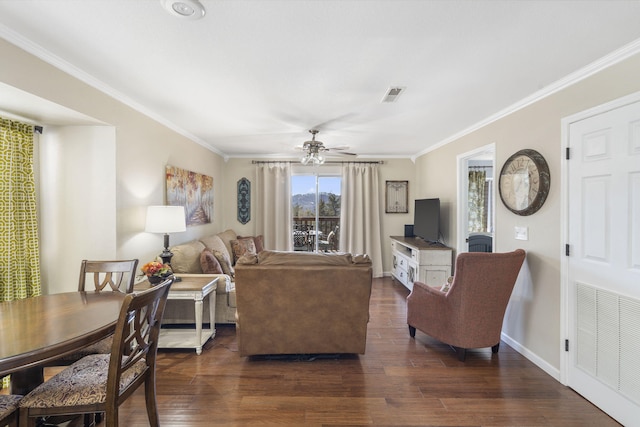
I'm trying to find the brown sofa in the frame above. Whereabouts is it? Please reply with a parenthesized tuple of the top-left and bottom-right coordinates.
(234, 250, 373, 357)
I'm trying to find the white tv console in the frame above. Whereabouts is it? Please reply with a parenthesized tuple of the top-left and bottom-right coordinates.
(390, 236, 453, 291)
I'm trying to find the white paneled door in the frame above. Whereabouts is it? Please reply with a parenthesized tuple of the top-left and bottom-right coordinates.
(565, 94, 640, 426)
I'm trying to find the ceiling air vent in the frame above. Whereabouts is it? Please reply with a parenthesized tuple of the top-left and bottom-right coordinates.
(381, 86, 406, 103)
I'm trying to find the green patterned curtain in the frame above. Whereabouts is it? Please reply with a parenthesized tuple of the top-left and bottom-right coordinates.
(468, 169, 487, 233)
(0, 117, 42, 390)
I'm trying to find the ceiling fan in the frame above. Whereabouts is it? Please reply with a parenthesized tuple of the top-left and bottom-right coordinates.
(298, 129, 355, 165)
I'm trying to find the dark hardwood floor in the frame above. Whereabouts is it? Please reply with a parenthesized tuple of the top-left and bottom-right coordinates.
(66, 278, 622, 425)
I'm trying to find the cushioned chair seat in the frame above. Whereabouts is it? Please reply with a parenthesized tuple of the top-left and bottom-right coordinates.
(0, 395, 22, 427)
(20, 354, 146, 409)
(56, 337, 114, 362)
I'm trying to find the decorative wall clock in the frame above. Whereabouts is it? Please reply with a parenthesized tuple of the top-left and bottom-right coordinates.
(237, 177, 251, 224)
(498, 149, 550, 216)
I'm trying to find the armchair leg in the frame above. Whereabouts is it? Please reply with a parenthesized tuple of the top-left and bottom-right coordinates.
(455, 347, 466, 362)
(408, 325, 416, 338)
(491, 343, 500, 353)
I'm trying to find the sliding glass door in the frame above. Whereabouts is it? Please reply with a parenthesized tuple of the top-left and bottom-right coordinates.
(292, 172, 341, 252)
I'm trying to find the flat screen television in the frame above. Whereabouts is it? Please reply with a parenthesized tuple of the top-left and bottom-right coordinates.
(413, 198, 440, 243)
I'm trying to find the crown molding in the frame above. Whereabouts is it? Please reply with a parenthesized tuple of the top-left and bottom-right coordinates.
(414, 37, 640, 159)
(0, 23, 226, 158)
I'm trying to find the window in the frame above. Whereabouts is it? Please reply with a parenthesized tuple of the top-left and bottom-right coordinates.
(292, 172, 341, 252)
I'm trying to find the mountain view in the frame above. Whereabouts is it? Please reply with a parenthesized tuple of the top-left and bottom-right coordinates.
(292, 192, 341, 217)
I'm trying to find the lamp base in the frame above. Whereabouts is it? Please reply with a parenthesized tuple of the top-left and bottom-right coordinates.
(159, 250, 173, 265)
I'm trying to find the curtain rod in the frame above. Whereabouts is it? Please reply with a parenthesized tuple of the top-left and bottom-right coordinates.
(252, 160, 384, 165)
(468, 165, 491, 169)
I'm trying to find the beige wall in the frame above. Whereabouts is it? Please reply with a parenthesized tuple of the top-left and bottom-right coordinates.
(221, 157, 417, 270)
(0, 39, 226, 293)
(415, 53, 640, 372)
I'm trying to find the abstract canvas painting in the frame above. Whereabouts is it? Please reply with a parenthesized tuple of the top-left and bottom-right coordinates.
(166, 165, 213, 226)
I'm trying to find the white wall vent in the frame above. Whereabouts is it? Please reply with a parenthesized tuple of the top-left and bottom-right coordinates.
(576, 283, 640, 405)
(381, 86, 406, 103)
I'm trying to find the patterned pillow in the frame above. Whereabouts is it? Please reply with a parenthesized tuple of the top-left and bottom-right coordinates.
(239, 235, 264, 253)
(212, 249, 234, 277)
(200, 249, 223, 274)
(230, 238, 257, 264)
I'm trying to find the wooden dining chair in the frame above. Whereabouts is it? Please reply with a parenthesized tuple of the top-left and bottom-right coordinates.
(19, 276, 174, 427)
(79, 259, 139, 293)
(0, 395, 22, 427)
(50, 259, 139, 365)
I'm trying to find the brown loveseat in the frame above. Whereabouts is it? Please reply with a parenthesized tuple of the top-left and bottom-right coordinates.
(234, 250, 373, 357)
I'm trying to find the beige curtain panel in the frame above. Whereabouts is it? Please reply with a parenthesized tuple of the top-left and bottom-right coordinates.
(255, 162, 292, 251)
(340, 163, 383, 278)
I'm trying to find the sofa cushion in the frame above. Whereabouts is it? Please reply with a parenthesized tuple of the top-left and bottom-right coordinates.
(200, 249, 223, 274)
(236, 253, 258, 265)
(213, 249, 234, 277)
(217, 229, 238, 262)
(171, 240, 206, 274)
(257, 250, 354, 266)
(230, 238, 257, 263)
(352, 254, 372, 264)
(199, 234, 230, 258)
(238, 235, 264, 253)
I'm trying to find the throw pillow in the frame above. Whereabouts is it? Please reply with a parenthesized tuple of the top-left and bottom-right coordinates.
(239, 235, 264, 253)
(230, 238, 257, 264)
(200, 249, 223, 274)
(236, 253, 258, 265)
(212, 249, 234, 277)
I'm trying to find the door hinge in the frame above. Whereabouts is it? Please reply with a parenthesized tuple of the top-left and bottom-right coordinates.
(565, 244, 570, 256)
(565, 339, 569, 352)
(566, 147, 571, 160)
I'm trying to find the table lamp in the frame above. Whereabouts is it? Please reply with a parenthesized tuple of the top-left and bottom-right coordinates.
(145, 205, 186, 265)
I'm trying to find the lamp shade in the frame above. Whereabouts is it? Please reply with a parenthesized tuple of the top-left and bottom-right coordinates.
(145, 206, 186, 233)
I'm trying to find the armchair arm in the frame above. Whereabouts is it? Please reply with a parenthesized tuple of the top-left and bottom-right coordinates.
(406, 281, 455, 341)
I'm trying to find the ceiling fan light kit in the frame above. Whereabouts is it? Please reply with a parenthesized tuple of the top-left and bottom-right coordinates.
(300, 130, 326, 165)
(161, 0, 206, 20)
(299, 129, 356, 165)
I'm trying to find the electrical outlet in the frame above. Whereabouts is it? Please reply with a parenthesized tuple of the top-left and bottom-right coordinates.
(515, 226, 528, 241)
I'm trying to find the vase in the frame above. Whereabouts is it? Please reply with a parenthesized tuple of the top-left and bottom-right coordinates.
(148, 274, 171, 285)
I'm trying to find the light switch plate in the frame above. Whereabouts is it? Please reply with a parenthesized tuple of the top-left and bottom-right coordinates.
(515, 226, 528, 241)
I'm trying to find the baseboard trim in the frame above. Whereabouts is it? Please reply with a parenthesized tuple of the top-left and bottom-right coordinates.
(501, 332, 560, 381)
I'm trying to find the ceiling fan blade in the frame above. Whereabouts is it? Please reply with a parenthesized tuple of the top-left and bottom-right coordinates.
(326, 149, 357, 156)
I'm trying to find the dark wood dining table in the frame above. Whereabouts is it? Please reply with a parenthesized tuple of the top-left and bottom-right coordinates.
(0, 291, 126, 394)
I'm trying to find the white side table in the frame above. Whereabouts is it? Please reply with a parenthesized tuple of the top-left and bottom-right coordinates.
(143, 276, 218, 355)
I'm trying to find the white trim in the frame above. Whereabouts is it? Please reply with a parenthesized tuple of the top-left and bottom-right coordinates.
(559, 88, 640, 386)
(0, 23, 225, 158)
(501, 332, 560, 381)
(456, 143, 496, 254)
(416, 37, 640, 158)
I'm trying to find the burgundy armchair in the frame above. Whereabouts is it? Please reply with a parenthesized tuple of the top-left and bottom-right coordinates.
(407, 249, 526, 361)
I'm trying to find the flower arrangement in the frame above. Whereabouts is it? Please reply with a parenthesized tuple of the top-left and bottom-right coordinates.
(141, 261, 172, 284)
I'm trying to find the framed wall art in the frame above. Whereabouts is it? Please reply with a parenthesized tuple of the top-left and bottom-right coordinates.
(166, 165, 214, 226)
(385, 180, 409, 213)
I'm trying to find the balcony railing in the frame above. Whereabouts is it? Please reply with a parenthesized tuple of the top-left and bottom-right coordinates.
(293, 216, 339, 251)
